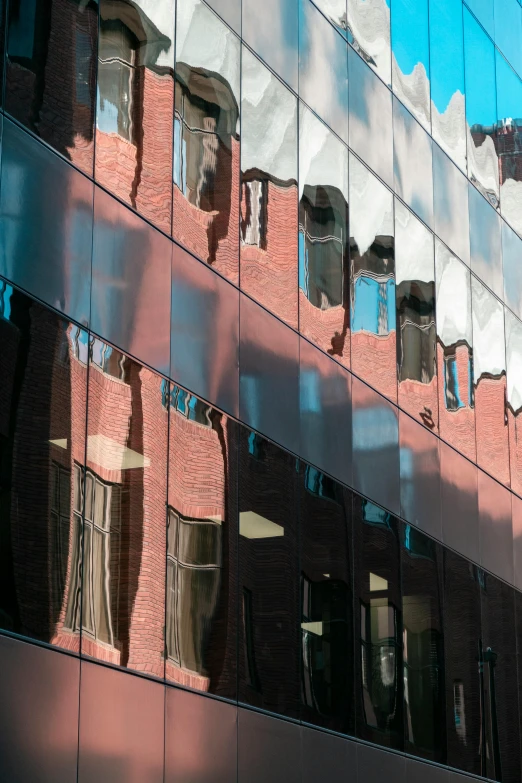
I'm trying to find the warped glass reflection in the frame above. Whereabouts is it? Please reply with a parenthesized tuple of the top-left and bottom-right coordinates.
(496, 50, 522, 238)
(347, 0, 391, 86)
(391, 0, 430, 130)
(506, 310, 522, 495)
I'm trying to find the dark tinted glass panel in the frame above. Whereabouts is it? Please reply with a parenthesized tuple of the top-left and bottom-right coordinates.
(299, 0, 348, 143)
(83, 340, 167, 675)
(507, 309, 522, 494)
(429, 0, 466, 171)
(166, 386, 238, 699)
(469, 184, 502, 299)
(354, 496, 402, 749)
(464, 8, 499, 208)
(241, 48, 298, 328)
(496, 50, 522, 238)
(391, 0, 430, 130)
(173, 0, 240, 283)
(440, 441, 479, 564)
(432, 143, 470, 266)
(0, 289, 86, 651)
(471, 277, 509, 486)
(299, 105, 349, 365)
(347, 0, 391, 86)
(350, 154, 396, 402)
(443, 549, 482, 776)
(238, 429, 299, 719)
(300, 464, 354, 734)
(502, 221, 522, 321)
(478, 470, 513, 584)
(399, 410, 441, 541)
(393, 99, 433, 229)
(349, 45, 393, 187)
(395, 202, 437, 431)
(96, 0, 174, 231)
(242, 0, 298, 91)
(435, 241, 475, 461)
(479, 572, 521, 782)
(401, 525, 445, 763)
(5, 0, 97, 175)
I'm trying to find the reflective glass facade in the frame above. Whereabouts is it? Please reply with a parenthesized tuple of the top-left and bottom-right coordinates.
(2, 1, 522, 782)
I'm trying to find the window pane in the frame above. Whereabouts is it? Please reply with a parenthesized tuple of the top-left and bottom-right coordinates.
(177, 565, 222, 677)
(92, 527, 113, 645)
(391, 0, 430, 130)
(496, 50, 522, 237)
(347, 0, 391, 86)
(178, 520, 221, 567)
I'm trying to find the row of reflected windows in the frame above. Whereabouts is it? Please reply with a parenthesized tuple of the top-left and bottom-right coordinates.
(1, 283, 522, 782)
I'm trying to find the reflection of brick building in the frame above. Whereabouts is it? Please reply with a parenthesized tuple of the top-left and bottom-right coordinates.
(475, 373, 510, 486)
(437, 341, 476, 462)
(496, 119, 522, 189)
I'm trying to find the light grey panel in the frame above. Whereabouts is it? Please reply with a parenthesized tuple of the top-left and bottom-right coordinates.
(0, 635, 80, 783)
(0, 116, 93, 326)
(238, 708, 301, 783)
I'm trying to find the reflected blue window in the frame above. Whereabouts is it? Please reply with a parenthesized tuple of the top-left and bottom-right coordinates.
(391, 0, 431, 129)
(362, 498, 391, 526)
(351, 277, 395, 334)
(300, 369, 321, 414)
(0, 280, 13, 320)
(304, 465, 337, 500)
(466, 0, 494, 36)
(353, 406, 399, 450)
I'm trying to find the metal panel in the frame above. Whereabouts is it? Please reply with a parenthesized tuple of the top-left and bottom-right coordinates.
(238, 708, 301, 783)
(301, 726, 357, 783)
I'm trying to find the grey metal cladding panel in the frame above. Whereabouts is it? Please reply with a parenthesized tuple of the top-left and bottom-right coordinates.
(171, 243, 239, 417)
(0, 117, 93, 326)
(0, 634, 80, 783)
(440, 441, 479, 564)
(238, 708, 301, 783)
(301, 726, 357, 783)
(165, 688, 237, 783)
(91, 186, 172, 376)
(478, 469, 514, 584)
(299, 337, 352, 487)
(240, 293, 299, 454)
(399, 409, 441, 541)
(356, 743, 406, 783)
(406, 758, 449, 783)
(78, 661, 164, 783)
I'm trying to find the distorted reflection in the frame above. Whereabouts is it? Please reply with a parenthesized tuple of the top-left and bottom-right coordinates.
(314, 0, 348, 36)
(464, 8, 499, 208)
(502, 221, 522, 321)
(435, 241, 475, 461)
(494, 0, 522, 77)
(471, 277, 509, 486)
(469, 184, 502, 298)
(393, 98, 433, 228)
(238, 429, 300, 719)
(399, 410, 441, 540)
(300, 465, 354, 735)
(350, 155, 396, 401)
(82, 339, 167, 676)
(166, 385, 237, 698)
(395, 203, 436, 431)
(506, 310, 522, 495)
(241, 48, 298, 328)
(429, 0, 466, 170)
(391, 0, 430, 130)
(355, 499, 402, 750)
(0, 285, 86, 652)
(347, 0, 391, 86)
(242, 0, 298, 91)
(299, 0, 348, 143)
(349, 46, 393, 187)
(173, 0, 240, 283)
(299, 105, 349, 365)
(496, 50, 522, 237)
(432, 142, 470, 265)
(5, 0, 97, 175)
(96, 0, 175, 231)
(402, 526, 445, 763)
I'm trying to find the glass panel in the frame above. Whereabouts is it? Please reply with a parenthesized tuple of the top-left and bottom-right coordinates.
(5, 0, 97, 175)
(435, 240, 476, 461)
(299, 0, 348, 143)
(349, 154, 396, 402)
(242, 0, 298, 90)
(429, 0, 466, 170)
(464, 8, 499, 208)
(466, 0, 494, 36)
(440, 441, 479, 563)
(401, 525, 445, 763)
(167, 386, 237, 697)
(348, 45, 393, 187)
(299, 104, 349, 364)
(502, 221, 522, 321)
(96, 0, 175, 231)
(468, 184, 503, 298)
(205, 0, 240, 32)
(354, 497, 402, 750)
(393, 97, 433, 229)
(0, 290, 86, 652)
(478, 470, 513, 585)
(471, 277, 509, 485)
(494, 0, 522, 76)
(314, 0, 348, 36)
(395, 202, 437, 431)
(496, 50, 522, 238)
(347, 0, 391, 86)
(506, 309, 522, 494)
(391, 0, 430, 130)
(399, 409, 441, 540)
(84, 340, 168, 676)
(444, 549, 482, 776)
(300, 464, 354, 735)
(238, 429, 299, 719)
(432, 142, 470, 266)
(240, 48, 299, 328)
(173, 0, 240, 283)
